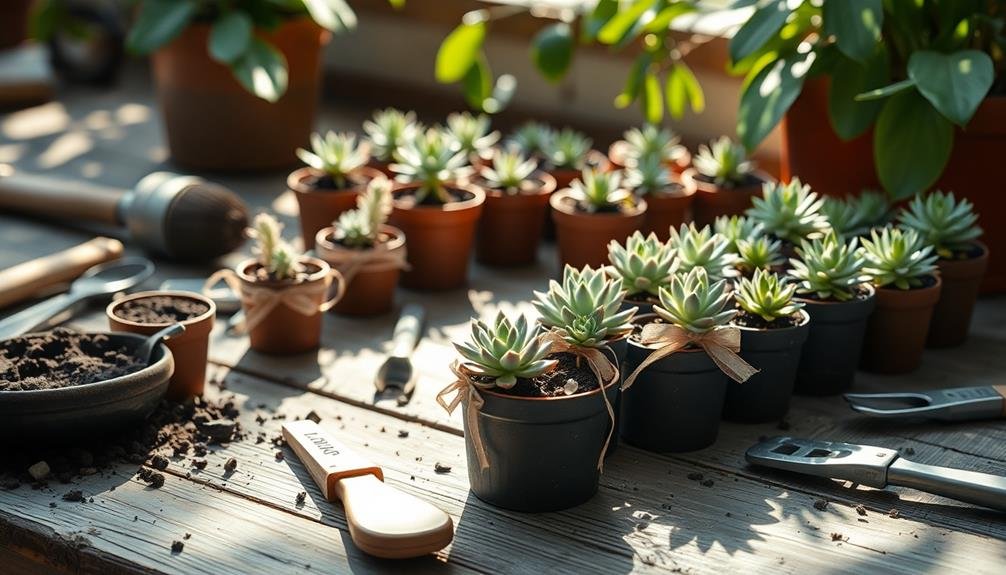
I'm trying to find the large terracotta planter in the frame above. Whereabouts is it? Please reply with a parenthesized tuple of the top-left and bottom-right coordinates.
(387, 183, 484, 291)
(682, 168, 770, 227)
(550, 189, 647, 270)
(315, 224, 406, 316)
(783, 78, 1006, 292)
(475, 173, 556, 267)
(152, 18, 329, 171)
(641, 181, 696, 240)
(860, 276, 942, 374)
(289, 166, 383, 250)
(0, 0, 31, 49)
(928, 242, 989, 348)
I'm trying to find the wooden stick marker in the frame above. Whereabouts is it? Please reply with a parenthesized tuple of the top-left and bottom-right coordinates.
(282, 420, 455, 558)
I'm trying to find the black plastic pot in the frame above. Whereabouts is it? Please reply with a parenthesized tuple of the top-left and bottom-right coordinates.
(723, 311, 810, 423)
(620, 318, 728, 453)
(621, 296, 656, 316)
(793, 287, 875, 396)
(463, 368, 619, 512)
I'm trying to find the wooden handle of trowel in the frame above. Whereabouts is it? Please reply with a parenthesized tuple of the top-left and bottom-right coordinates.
(0, 237, 123, 309)
(282, 420, 454, 559)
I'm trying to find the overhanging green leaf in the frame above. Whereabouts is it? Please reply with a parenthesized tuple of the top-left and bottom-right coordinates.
(462, 55, 492, 110)
(828, 48, 888, 140)
(729, 0, 791, 64)
(855, 78, 915, 101)
(737, 49, 816, 150)
(232, 38, 289, 102)
(436, 20, 486, 83)
(907, 50, 994, 126)
(614, 54, 650, 109)
(665, 62, 704, 119)
(874, 90, 953, 199)
(302, 0, 358, 32)
(126, 0, 197, 54)
(531, 22, 573, 83)
(644, 3, 696, 33)
(210, 12, 253, 64)
(822, 0, 883, 63)
(597, 0, 657, 45)
(641, 72, 663, 123)
(582, 0, 618, 42)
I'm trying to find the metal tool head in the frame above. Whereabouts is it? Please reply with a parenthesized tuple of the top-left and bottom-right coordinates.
(843, 386, 1005, 422)
(745, 436, 898, 488)
(72, 256, 155, 297)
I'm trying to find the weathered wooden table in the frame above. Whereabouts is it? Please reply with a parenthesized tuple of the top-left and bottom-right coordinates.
(1, 72, 1004, 574)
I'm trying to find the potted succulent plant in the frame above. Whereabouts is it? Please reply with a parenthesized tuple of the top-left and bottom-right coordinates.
(788, 231, 875, 395)
(290, 131, 382, 250)
(859, 227, 941, 374)
(441, 311, 620, 512)
(126, 0, 349, 170)
(898, 191, 986, 348)
(445, 111, 500, 167)
(723, 270, 809, 423)
(315, 177, 407, 316)
(606, 232, 677, 315)
(851, 191, 894, 236)
(667, 223, 739, 283)
(551, 168, 647, 269)
(683, 136, 770, 226)
(714, 215, 763, 253)
(388, 127, 484, 291)
(542, 127, 610, 189)
(473, 148, 557, 266)
(736, 235, 785, 278)
(625, 155, 695, 241)
(607, 124, 690, 174)
(363, 108, 421, 176)
(209, 213, 344, 355)
(621, 267, 757, 453)
(506, 121, 552, 162)
(746, 179, 830, 257)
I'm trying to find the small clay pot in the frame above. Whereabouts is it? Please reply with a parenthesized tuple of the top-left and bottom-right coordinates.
(607, 141, 691, 175)
(641, 181, 696, 241)
(724, 311, 810, 423)
(315, 224, 406, 316)
(386, 183, 485, 291)
(551, 189, 647, 270)
(928, 242, 989, 348)
(682, 168, 772, 227)
(475, 172, 556, 266)
(544, 151, 611, 240)
(463, 358, 619, 512)
(794, 286, 876, 396)
(236, 256, 339, 355)
(289, 166, 384, 250)
(860, 276, 942, 374)
(107, 291, 216, 400)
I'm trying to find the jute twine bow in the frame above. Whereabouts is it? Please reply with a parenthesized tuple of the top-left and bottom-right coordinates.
(622, 324, 758, 391)
(203, 268, 346, 334)
(331, 243, 409, 286)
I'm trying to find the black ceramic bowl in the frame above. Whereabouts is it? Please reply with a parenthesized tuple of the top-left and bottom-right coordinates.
(0, 332, 174, 441)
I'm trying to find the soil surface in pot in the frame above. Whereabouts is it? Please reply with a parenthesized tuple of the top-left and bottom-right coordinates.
(394, 187, 475, 208)
(798, 284, 874, 303)
(473, 176, 547, 196)
(733, 311, 803, 329)
(694, 173, 763, 189)
(301, 172, 370, 192)
(0, 329, 144, 392)
(473, 352, 601, 397)
(244, 261, 321, 284)
(113, 296, 210, 324)
(328, 230, 395, 250)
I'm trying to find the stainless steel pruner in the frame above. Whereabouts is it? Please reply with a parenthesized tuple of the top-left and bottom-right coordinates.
(843, 385, 1006, 422)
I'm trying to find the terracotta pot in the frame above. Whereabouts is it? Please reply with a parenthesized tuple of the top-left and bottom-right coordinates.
(236, 256, 340, 355)
(860, 276, 942, 374)
(794, 286, 876, 396)
(928, 242, 989, 348)
(106, 291, 215, 400)
(682, 168, 771, 227)
(289, 166, 383, 250)
(641, 181, 696, 240)
(0, 0, 32, 49)
(550, 189, 647, 270)
(607, 141, 691, 175)
(386, 183, 484, 291)
(368, 159, 395, 178)
(151, 18, 329, 171)
(315, 224, 406, 316)
(544, 151, 611, 241)
(784, 79, 1006, 292)
(475, 172, 556, 266)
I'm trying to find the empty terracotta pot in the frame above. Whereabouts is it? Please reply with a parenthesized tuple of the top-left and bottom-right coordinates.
(860, 276, 942, 374)
(315, 224, 407, 316)
(107, 291, 215, 400)
(928, 242, 989, 348)
(641, 181, 696, 241)
(551, 189, 647, 270)
(152, 18, 329, 171)
(387, 183, 484, 291)
(289, 166, 383, 250)
(475, 172, 556, 266)
(683, 169, 771, 227)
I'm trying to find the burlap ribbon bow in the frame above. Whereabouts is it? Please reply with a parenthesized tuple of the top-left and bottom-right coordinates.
(622, 324, 758, 391)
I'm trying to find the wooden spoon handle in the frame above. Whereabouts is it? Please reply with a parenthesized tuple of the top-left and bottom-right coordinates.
(0, 237, 123, 309)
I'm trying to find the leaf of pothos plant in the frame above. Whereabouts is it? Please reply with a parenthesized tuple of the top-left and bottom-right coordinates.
(531, 22, 573, 83)
(126, 0, 197, 54)
(644, 3, 696, 33)
(301, 0, 357, 32)
(210, 11, 253, 64)
(614, 54, 650, 109)
(232, 38, 289, 102)
(828, 48, 888, 140)
(462, 55, 492, 110)
(874, 90, 953, 199)
(641, 72, 663, 123)
(737, 48, 816, 151)
(855, 78, 915, 101)
(907, 50, 994, 126)
(581, 0, 618, 42)
(436, 19, 486, 83)
(597, 0, 657, 46)
(822, 0, 883, 63)
(665, 62, 705, 119)
(729, 0, 791, 64)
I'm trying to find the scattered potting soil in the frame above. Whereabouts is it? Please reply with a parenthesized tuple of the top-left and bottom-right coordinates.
(813, 499, 829, 511)
(113, 296, 210, 324)
(171, 540, 184, 554)
(434, 462, 451, 474)
(856, 505, 867, 516)
(732, 311, 803, 330)
(0, 329, 145, 391)
(476, 352, 603, 398)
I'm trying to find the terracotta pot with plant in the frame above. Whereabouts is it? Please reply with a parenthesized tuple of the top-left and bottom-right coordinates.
(607, 124, 691, 175)
(444, 111, 500, 169)
(388, 127, 484, 291)
(315, 177, 407, 316)
(625, 155, 695, 241)
(724, 270, 809, 422)
(363, 108, 421, 176)
(745, 178, 830, 260)
(209, 213, 344, 355)
(540, 127, 609, 189)
(127, 0, 349, 170)
(898, 191, 987, 348)
(606, 231, 678, 316)
(291, 130, 382, 250)
(621, 268, 757, 453)
(474, 148, 557, 266)
(859, 227, 941, 374)
(684, 137, 770, 226)
(551, 168, 646, 269)
(788, 231, 876, 396)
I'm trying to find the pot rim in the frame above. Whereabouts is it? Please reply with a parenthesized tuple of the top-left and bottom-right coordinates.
(794, 283, 876, 306)
(315, 223, 407, 255)
(477, 170, 558, 198)
(106, 290, 216, 329)
(641, 181, 696, 200)
(549, 188, 648, 218)
(608, 140, 691, 170)
(287, 166, 383, 195)
(732, 308, 811, 333)
(477, 354, 620, 403)
(939, 240, 989, 263)
(545, 149, 611, 174)
(391, 182, 486, 212)
(680, 167, 774, 195)
(874, 273, 942, 296)
(236, 255, 331, 288)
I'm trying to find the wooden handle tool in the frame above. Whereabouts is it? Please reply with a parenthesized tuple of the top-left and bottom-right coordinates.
(0, 237, 123, 309)
(282, 420, 454, 559)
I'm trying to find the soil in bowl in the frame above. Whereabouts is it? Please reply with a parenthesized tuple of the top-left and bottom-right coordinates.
(0, 329, 144, 392)
(112, 296, 210, 324)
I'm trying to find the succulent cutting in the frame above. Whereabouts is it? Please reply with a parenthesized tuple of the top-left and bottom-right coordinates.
(445, 111, 500, 159)
(897, 191, 983, 259)
(736, 236, 784, 275)
(545, 128, 592, 170)
(653, 267, 736, 334)
(363, 108, 420, 163)
(568, 168, 632, 213)
(249, 213, 302, 281)
(533, 264, 636, 347)
(746, 179, 830, 244)
(480, 149, 539, 193)
(624, 155, 675, 197)
(390, 127, 471, 204)
(788, 231, 870, 301)
(620, 124, 684, 167)
(607, 232, 678, 298)
(332, 177, 393, 249)
(692, 136, 754, 187)
(454, 312, 557, 389)
(861, 227, 939, 290)
(668, 223, 739, 282)
(734, 269, 804, 324)
(295, 131, 370, 188)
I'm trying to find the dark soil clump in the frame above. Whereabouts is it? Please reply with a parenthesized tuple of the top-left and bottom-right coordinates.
(0, 329, 144, 391)
(114, 296, 209, 324)
(732, 311, 803, 330)
(475, 352, 606, 398)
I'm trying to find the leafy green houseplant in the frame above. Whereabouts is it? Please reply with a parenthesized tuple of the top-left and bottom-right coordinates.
(363, 108, 421, 173)
(859, 226, 942, 374)
(387, 125, 484, 290)
(625, 155, 696, 240)
(685, 136, 769, 226)
(746, 179, 829, 246)
(606, 231, 678, 310)
(550, 169, 647, 269)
